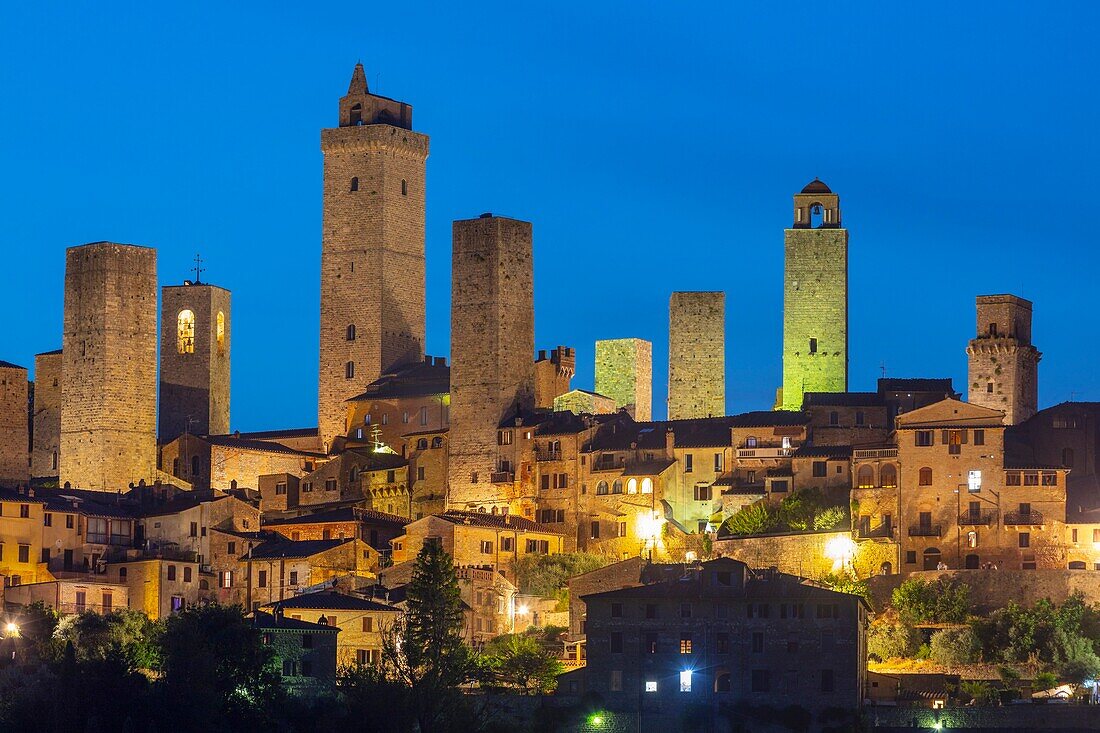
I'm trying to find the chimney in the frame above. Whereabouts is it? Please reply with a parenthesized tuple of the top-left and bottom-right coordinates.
(538, 350, 546, 361)
(665, 427, 675, 457)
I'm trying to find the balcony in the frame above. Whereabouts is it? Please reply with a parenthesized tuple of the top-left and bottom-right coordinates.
(853, 448, 898, 460)
(490, 471, 514, 484)
(536, 448, 563, 462)
(958, 510, 997, 526)
(1003, 510, 1044, 526)
(908, 524, 942, 537)
(735, 447, 792, 459)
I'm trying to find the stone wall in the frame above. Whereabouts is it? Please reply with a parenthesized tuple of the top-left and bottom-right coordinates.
(60, 242, 157, 491)
(31, 350, 61, 478)
(448, 215, 535, 510)
(668, 293, 724, 420)
(318, 73, 430, 449)
(869, 704, 1100, 731)
(0, 363, 28, 486)
(868, 568, 1100, 615)
(159, 282, 231, 442)
(594, 338, 652, 420)
(714, 530, 897, 581)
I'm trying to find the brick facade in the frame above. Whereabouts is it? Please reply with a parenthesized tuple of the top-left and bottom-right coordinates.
(594, 338, 652, 420)
(967, 294, 1040, 425)
(318, 64, 429, 450)
(60, 242, 157, 491)
(31, 350, 61, 478)
(668, 292, 724, 420)
(159, 282, 231, 441)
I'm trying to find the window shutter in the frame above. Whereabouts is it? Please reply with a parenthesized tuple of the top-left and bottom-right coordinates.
(960, 430, 968, 444)
(941, 430, 949, 444)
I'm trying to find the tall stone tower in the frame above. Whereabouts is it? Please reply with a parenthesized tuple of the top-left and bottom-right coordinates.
(966, 294, 1040, 425)
(159, 280, 231, 442)
(668, 292, 725, 420)
(534, 346, 575, 409)
(448, 214, 535, 511)
(0, 361, 29, 487)
(31, 349, 62, 477)
(780, 179, 848, 411)
(318, 63, 429, 451)
(60, 242, 157, 491)
(595, 338, 652, 420)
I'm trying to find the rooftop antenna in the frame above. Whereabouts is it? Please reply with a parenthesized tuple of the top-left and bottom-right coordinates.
(880, 362, 887, 379)
(192, 253, 205, 284)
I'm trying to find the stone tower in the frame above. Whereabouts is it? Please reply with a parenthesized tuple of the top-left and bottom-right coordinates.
(966, 294, 1040, 425)
(595, 338, 653, 420)
(60, 242, 157, 491)
(318, 63, 430, 451)
(668, 292, 725, 420)
(534, 346, 575, 409)
(780, 179, 848, 410)
(0, 360, 29, 486)
(159, 280, 231, 442)
(448, 214, 535, 510)
(31, 349, 62, 477)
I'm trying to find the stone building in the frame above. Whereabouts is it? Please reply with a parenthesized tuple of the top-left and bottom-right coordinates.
(553, 389, 617, 416)
(343, 356, 450, 452)
(966, 294, 1040, 425)
(264, 590, 401, 668)
(159, 280, 231, 442)
(0, 361, 29, 486)
(31, 349, 61, 478)
(318, 63, 430, 451)
(254, 610, 340, 695)
(594, 338, 652, 420)
(668, 292, 725, 420)
(780, 180, 848, 410)
(533, 346, 575, 409)
(60, 242, 158, 491)
(447, 214, 535, 511)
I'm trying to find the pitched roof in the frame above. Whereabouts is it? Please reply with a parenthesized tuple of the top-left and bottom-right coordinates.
(0, 487, 48, 504)
(265, 590, 399, 613)
(140, 492, 235, 518)
(589, 412, 808, 452)
(35, 487, 139, 518)
(895, 398, 1005, 428)
(0, 360, 26, 370)
(252, 610, 340, 632)
(347, 359, 449, 401)
(262, 506, 408, 528)
(204, 434, 326, 458)
(621, 459, 676, 476)
(802, 392, 883, 408)
(434, 510, 561, 534)
(244, 537, 356, 560)
(343, 449, 408, 471)
(793, 445, 854, 458)
(878, 378, 956, 394)
(35, 348, 63, 356)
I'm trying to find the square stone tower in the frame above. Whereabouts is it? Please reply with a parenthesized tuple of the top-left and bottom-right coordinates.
(448, 214, 535, 510)
(668, 292, 725, 420)
(31, 349, 62, 477)
(159, 280, 231, 442)
(594, 338, 652, 420)
(780, 179, 848, 410)
(60, 242, 157, 491)
(0, 360, 29, 486)
(966, 294, 1040, 425)
(534, 346, 575, 409)
(318, 63, 430, 452)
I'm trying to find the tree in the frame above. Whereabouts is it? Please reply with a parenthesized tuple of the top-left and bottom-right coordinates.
(929, 627, 977, 668)
(960, 680, 997, 706)
(777, 488, 827, 531)
(1033, 671, 1058, 692)
(510, 553, 607, 599)
(723, 502, 779, 536)
(1054, 629, 1100, 684)
(819, 573, 870, 604)
(891, 578, 970, 624)
(813, 505, 848, 531)
(481, 634, 563, 693)
(867, 620, 920, 662)
(55, 608, 160, 669)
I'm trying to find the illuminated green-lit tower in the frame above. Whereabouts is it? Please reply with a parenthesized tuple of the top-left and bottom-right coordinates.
(779, 179, 848, 410)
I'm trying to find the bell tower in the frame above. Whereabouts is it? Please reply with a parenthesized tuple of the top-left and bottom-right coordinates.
(318, 63, 430, 451)
(779, 179, 849, 410)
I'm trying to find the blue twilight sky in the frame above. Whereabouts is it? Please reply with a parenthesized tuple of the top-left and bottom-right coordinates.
(0, 3, 1097, 431)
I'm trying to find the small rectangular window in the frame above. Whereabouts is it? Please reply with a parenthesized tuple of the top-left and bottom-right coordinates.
(609, 632, 623, 654)
(808, 338, 818, 354)
(680, 634, 692, 654)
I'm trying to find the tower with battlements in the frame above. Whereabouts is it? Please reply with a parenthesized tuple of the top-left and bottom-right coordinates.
(966, 294, 1040, 424)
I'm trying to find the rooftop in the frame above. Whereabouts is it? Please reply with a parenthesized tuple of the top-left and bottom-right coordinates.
(265, 589, 399, 613)
(244, 537, 356, 560)
(347, 358, 449, 401)
(434, 510, 561, 534)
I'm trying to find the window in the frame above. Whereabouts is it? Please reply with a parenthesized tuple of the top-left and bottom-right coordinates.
(808, 338, 818, 354)
(919, 467, 933, 486)
(19, 504, 29, 519)
(1024, 473, 1039, 486)
(905, 550, 916, 564)
(771, 479, 789, 493)
(190, 521, 198, 537)
(627, 478, 638, 494)
(679, 669, 692, 693)
(610, 602, 623, 618)
(590, 521, 600, 539)
(717, 632, 730, 654)
(856, 465, 874, 488)
(350, 176, 359, 191)
(752, 631, 764, 653)
(751, 670, 770, 693)
(645, 680, 658, 693)
(87, 517, 108, 544)
(612, 480, 622, 494)
(525, 539, 549, 554)
(346, 324, 356, 341)
(177, 310, 195, 354)
(345, 361, 355, 379)
(684, 454, 693, 473)
(680, 634, 693, 654)
(915, 430, 934, 447)
(501, 537, 514, 552)
(401, 179, 408, 196)
(829, 411, 839, 426)
(856, 411, 865, 426)
(289, 571, 298, 585)
(66, 514, 74, 529)
(220, 571, 233, 588)
(1006, 472, 1022, 486)
(75, 591, 86, 613)
(182, 566, 193, 583)
(43, 512, 52, 527)
(714, 453, 723, 471)
(641, 478, 653, 494)
(880, 464, 897, 488)
(746, 436, 758, 448)
(974, 429, 985, 446)
(417, 466, 425, 481)
(947, 429, 965, 455)
(497, 430, 513, 446)
(258, 569, 267, 587)
(812, 461, 827, 477)
(167, 565, 177, 581)
(118, 567, 127, 580)
(967, 531, 978, 549)
(693, 484, 712, 501)
(216, 311, 225, 354)
(1019, 532, 1030, 548)
(1042, 472, 1058, 486)
(480, 540, 493, 554)
(325, 478, 337, 491)
(362, 616, 374, 632)
(609, 632, 623, 654)
(17, 545, 29, 563)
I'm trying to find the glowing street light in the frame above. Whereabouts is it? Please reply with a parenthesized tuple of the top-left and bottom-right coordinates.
(588, 712, 605, 728)
(824, 535, 856, 573)
(4, 622, 18, 637)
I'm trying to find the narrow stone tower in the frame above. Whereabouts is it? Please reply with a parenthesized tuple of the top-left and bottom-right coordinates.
(668, 292, 725, 420)
(60, 242, 157, 491)
(31, 349, 62, 477)
(780, 179, 848, 410)
(595, 338, 653, 420)
(448, 214, 535, 511)
(966, 294, 1040, 424)
(159, 279, 231, 442)
(0, 360, 29, 486)
(318, 63, 430, 452)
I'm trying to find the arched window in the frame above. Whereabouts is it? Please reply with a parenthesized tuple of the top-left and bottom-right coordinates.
(431, 437, 443, 449)
(191, 455, 200, 477)
(1070, 561, 1087, 570)
(177, 310, 195, 354)
(714, 672, 731, 693)
(967, 531, 978, 548)
(216, 311, 225, 355)
(856, 465, 874, 489)
(880, 464, 897, 488)
(401, 179, 408, 196)
(318, 615, 329, 626)
(922, 547, 942, 571)
(627, 479, 638, 494)
(1063, 447, 1075, 468)
(596, 481, 609, 496)
(350, 177, 359, 192)
(350, 104, 362, 125)
(345, 361, 355, 379)
(612, 480, 623, 494)
(416, 438, 428, 450)
(347, 324, 356, 341)
(919, 467, 933, 486)
(641, 478, 653, 494)
(746, 436, 758, 448)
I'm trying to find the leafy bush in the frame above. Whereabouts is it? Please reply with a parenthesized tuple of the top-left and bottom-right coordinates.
(929, 627, 978, 667)
(1055, 629, 1100, 683)
(722, 502, 780, 536)
(891, 578, 971, 624)
(868, 620, 920, 662)
(1033, 671, 1058, 692)
(960, 680, 997, 706)
(480, 633, 562, 693)
(510, 553, 608, 598)
(819, 573, 870, 604)
(813, 505, 848, 531)
(972, 594, 1100, 666)
(777, 489, 828, 531)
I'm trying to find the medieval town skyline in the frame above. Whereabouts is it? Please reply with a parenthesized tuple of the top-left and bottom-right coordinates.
(1, 4, 1096, 432)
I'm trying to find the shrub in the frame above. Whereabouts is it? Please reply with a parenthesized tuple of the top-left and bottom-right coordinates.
(511, 553, 608, 598)
(868, 620, 920, 662)
(723, 502, 779, 536)
(892, 578, 971, 624)
(813, 505, 848, 531)
(1033, 671, 1058, 692)
(777, 489, 827, 531)
(960, 680, 997, 706)
(929, 627, 978, 667)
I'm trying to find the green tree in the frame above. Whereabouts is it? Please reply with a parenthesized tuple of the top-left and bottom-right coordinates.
(55, 608, 160, 669)
(723, 502, 779, 536)
(1054, 629, 1100, 683)
(891, 578, 970, 624)
(959, 680, 997, 706)
(1033, 671, 1058, 692)
(867, 620, 920, 662)
(813, 505, 848, 531)
(929, 627, 977, 667)
(777, 488, 827, 531)
(481, 634, 563, 693)
(510, 553, 607, 598)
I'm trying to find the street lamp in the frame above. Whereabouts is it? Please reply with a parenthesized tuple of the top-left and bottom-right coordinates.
(4, 622, 18, 637)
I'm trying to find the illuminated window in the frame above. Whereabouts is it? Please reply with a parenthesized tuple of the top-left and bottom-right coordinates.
(641, 478, 653, 494)
(645, 680, 657, 693)
(216, 311, 225, 354)
(177, 310, 195, 354)
(880, 464, 897, 488)
(680, 670, 692, 692)
(627, 478, 638, 494)
(967, 531, 978, 548)
(596, 481, 609, 496)
(856, 465, 874, 489)
(680, 634, 692, 654)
